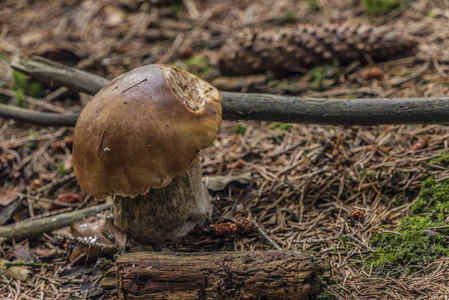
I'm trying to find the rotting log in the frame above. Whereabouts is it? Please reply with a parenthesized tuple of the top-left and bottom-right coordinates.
(116, 250, 326, 300)
(8, 56, 449, 127)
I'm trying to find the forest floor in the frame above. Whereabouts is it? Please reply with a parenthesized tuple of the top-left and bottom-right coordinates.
(1, 0, 449, 299)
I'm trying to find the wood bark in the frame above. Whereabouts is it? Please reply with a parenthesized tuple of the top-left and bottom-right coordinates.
(113, 163, 212, 245)
(116, 250, 325, 300)
(9, 56, 449, 126)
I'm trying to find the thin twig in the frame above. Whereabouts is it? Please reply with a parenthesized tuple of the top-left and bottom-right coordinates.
(388, 62, 431, 87)
(78, 3, 152, 69)
(18, 193, 80, 207)
(251, 221, 282, 250)
(0, 88, 68, 113)
(34, 173, 76, 194)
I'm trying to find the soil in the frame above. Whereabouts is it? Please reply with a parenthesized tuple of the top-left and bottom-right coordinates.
(1, 0, 449, 299)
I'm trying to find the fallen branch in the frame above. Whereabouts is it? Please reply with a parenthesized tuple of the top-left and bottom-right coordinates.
(11, 56, 110, 94)
(0, 104, 78, 127)
(6, 56, 449, 126)
(0, 203, 112, 242)
(115, 250, 326, 299)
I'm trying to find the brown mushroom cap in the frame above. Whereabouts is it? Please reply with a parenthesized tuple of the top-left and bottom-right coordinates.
(72, 64, 222, 199)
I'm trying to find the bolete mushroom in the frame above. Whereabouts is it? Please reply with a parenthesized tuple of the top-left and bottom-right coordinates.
(72, 64, 222, 245)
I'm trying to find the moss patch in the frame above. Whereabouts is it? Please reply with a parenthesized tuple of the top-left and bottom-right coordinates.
(361, 0, 405, 16)
(10, 70, 44, 107)
(269, 122, 293, 131)
(367, 177, 449, 276)
(173, 54, 212, 78)
(429, 151, 449, 167)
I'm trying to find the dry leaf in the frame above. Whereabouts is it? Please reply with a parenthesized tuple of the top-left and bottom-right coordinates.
(103, 5, 126, 27)
(69, 215, 123, 263)
(63, 136, 74, 149)
(361, 67, 384, 80)
(0, 179, 24, 206)
(29, 179, 44, 190)
(50, 141, 65, 153)
(178, 46, 193, 58)
(230, 159, 245, 169)
(13, 244, 34, 262)
(0, 151, 20, 177)
(53, 193, 83, 209)
(203, 172, 252, 191)
(412, 136, 428, 151)
(33, 246, 57, 258)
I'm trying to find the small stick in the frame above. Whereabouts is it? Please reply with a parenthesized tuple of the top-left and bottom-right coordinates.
(345, 234, 375, 253)
(0, 203, 112, 242)
(0, 278, 13, 294)
(0, 127, 66, 149)
(251, 221, 282, 250)
(0, 88, 68, 113)
(4, 261, 47, 267)
(34, 173, 76, 194)
(78, 3, 152, 69)
(388, 62, 430, 87)
(42, 87, 68, 102)
(18, 193, 79, 207)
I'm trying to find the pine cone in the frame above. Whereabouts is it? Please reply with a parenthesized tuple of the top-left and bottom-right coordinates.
(348, 209, 365, 223)
(235, 219, 255, 235)
(218, 23, 417, 76)
(209, 222, 238, 238)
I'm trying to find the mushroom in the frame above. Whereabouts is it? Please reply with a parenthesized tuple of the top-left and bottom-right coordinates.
(72, 64, 222, 245)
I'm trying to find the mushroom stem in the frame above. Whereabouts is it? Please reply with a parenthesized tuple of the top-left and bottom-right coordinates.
(112, 162, 211, 245)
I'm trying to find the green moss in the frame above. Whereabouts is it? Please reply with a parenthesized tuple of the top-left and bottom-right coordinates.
(12, 70, 28, 91)
(307, 0, 319, 11)
(27, 131, 38, 137)
(285, 9, 297, 23)
(172, 4, 184, 17)
(269, 122, 293, 131)
(233, 125, 247, 135)
(361, 0, 404, 15)
(367, 177, 449, 275)
(311, 65, 338, 91)
(56, 162, 69, 175)
(314, 293, 334, 300)
(174, 54, 212, 78)
(11, 70, 44, 106)
(0, 52, 9, 61)
(400, 68, 411, 77)
(14, 89, 25, 107)
(429, 151, 449, 167)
